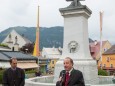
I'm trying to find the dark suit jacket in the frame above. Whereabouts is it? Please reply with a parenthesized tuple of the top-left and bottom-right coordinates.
(2, 67, 25, 86)
(56, 69, 85, 86)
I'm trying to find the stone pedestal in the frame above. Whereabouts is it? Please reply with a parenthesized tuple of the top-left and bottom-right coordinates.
(54, 6, 99, 84)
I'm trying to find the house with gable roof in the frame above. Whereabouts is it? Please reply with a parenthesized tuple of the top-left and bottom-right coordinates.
(98, 45, 115, 75)
(89, 40, 111, 61)
(2, 30, 32, 51)
(0, 51, 38, 70)
(40, 47, 62, 74)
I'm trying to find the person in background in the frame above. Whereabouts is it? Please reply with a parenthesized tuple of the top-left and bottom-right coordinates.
(56, 57, 85, 86)
(112, 73, 115, 84)
(35, 69, 42, 77)
(2, 57, 25, 86)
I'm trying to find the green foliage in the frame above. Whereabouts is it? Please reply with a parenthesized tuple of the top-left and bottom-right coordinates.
(20, 43, 34, 54)
(98, 69, 108, 76)
(0, 74, 3, 84)
(25, 69, 36, 74)
(0, 43, 8, 47)
(0, 26, 63, 50)
(0, 26, 93, 50)
(0, 69, 5, 84)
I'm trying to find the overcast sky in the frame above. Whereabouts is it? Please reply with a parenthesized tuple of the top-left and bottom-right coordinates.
(0, 0, 115, 44)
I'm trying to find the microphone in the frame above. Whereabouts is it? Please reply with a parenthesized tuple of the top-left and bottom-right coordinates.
(60, 72, 65, 86)
(62, 72, 65, 78)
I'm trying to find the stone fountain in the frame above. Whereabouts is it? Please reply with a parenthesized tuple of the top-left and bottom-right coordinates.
(25, 0, 115, 86)
(53, 0, 98, 84)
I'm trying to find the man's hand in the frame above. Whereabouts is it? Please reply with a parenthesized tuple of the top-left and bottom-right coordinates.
(58, 77, 62, 81)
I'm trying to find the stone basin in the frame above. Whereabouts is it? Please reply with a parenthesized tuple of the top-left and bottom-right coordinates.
(25, 75, 115, 86)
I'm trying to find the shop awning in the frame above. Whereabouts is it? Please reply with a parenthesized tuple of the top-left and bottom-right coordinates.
(17, 62, 38, 69)
(0, 62, 10, 68)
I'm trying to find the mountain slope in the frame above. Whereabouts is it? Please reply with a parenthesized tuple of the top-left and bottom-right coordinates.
(0, 26, 93, 50)
(0, 26, 63, 49)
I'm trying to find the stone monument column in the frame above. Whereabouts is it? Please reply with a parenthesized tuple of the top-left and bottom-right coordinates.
(54, 0, 99, 84)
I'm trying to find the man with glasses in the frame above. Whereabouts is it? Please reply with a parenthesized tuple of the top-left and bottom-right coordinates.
(2, 57, 25, 86)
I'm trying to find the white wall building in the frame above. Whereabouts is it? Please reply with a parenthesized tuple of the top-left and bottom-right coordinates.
(2, 30, 32, 51)
(0, 46, 11, 51)
(41, 47, 62, 59)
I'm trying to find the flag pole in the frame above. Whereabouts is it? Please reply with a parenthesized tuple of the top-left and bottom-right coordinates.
(33, 6, 40, 57)
(99, 11, 103, 68)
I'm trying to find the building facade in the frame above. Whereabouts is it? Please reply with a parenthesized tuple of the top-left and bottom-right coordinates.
(90, 40, 111, 60)
(2, 30, 32, 51)
(0, 51, 38, 70)
(40, 47, 61, 74)
(98, 45, 115, 75)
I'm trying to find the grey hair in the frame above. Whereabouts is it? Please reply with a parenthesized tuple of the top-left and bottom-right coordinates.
(65, 57, 74, 66)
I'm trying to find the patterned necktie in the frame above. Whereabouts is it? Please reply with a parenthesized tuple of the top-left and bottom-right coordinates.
(65, 72, 70, 86)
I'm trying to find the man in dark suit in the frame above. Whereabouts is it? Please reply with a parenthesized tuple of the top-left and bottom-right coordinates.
(56, 57, 85, 86)
(2, 57, 25, 86)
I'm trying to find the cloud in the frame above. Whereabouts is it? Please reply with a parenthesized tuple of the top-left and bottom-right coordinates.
(82, 0, 115, 44)
(0, 0, 115, 44)
(0, 0, 38, 31)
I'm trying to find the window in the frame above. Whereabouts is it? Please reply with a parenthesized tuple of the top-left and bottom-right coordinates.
(103, 64, 106, 68)
(44, 55, 46, 58)
(107, 57, 110, 62)
(100, 64, 102, 67)
(104, 48, 107, 52)
(39, 60, 42, 63)
(52, 61, 54, 64)
(110, 64, 113, 68)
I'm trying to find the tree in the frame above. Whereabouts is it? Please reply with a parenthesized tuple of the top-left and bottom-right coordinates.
(20, 43, 34, 54)
(98, 69, 108, 76)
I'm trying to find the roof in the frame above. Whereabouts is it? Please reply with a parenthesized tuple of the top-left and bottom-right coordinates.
(0, 51, 38, 69)
(13, 30, 32, 44)
(43, 47, 61, 55)
(47, 54, 61, 59)
(2, 29, 32, 45)
(22, 36, 32, 44)
(103, 45, 115, 55)
(0, 51, 38, 61)
(90, 40, 107, 48)
(0, 53, 9, 60)
(89, 40, 109, 59)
